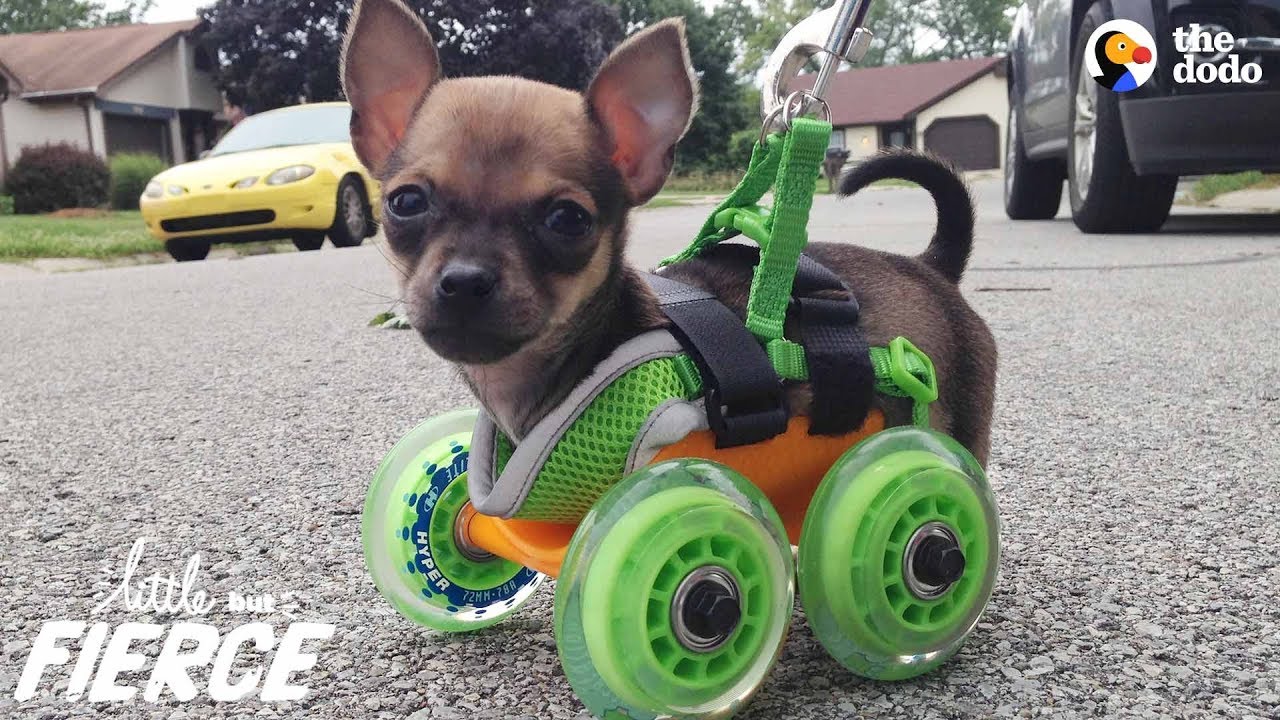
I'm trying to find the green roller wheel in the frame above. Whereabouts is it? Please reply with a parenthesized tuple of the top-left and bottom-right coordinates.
(363, 408, 544, 632)
(799, 426, 1000, 680)
(555, 459, 794, 719)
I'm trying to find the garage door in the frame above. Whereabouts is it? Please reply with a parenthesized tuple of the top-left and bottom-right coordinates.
(923, 116, 999, 171)
(104, 113, 172, 163)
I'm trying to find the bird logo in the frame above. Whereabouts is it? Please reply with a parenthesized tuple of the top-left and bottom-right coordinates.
(1085, 20, 1158, 92)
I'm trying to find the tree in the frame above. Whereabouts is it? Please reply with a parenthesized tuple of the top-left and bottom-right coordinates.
(604, 0, 758, 172)
(0, 0, 155, 34)
(921, 0, 1015, 61)
(861, 0, 931, 66)
(718, 0, 1015, 71)
(862, 0, 1016, 66)
(200, 0, 623, 114)
(718, 0, 823, 78)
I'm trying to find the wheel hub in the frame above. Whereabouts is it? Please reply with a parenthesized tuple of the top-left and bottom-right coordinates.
(344, 186, 366, 236)
(903, 522, 965, 600)
(1072, 67, 1098, 200)
(672, 566, 741, 652)
(452, 501, 496, 563)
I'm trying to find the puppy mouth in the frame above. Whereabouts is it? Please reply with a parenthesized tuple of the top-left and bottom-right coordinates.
(418, 324, 534, 365)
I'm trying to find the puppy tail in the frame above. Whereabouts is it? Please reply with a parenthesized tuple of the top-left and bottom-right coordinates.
(838, 150, 976, 284)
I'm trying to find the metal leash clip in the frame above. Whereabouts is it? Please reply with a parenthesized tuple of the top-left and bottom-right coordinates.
(759, 90, 832, 146)
(760, 0, 876, 132)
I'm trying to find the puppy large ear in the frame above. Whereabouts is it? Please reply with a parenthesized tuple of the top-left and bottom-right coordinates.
(588, 19, 699, 204)
(341, 0, 440, 175)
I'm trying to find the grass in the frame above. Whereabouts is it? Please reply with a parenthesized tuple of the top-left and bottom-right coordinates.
(647, 173, 919, 208)
(1192, 172, 1280, 203)
(642, 196, 696, 210)
(0, 211, 162, 260)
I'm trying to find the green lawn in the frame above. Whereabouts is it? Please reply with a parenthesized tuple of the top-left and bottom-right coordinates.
(647, 175, 918, 209)
(0, 212, 163, 260)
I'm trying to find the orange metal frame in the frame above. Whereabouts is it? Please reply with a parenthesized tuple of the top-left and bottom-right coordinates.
(464, 412, 885, 578)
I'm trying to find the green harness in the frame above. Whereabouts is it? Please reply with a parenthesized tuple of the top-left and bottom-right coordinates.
(492, 117, 939, 524)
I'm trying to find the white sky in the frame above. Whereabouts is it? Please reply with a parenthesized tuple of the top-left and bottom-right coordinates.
(103, 0, 207, 22)
(117, 0, 722, 23)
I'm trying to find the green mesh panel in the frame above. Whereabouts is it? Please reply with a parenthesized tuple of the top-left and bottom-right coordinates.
(507, 356, 691, 523)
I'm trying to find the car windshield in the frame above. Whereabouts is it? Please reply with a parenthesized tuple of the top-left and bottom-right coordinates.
(210, 105, 351, 156)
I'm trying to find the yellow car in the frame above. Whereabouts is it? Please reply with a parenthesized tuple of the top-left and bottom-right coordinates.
(140, 102, 380, 262)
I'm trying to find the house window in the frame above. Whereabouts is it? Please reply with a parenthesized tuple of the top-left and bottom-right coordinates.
(879, 121, 914, 149)
(828, 129, 846, 149)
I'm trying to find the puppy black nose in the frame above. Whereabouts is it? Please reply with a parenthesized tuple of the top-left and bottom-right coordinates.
(437, 264, 497, 301)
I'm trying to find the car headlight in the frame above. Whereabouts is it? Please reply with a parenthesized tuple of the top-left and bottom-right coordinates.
(266, 165, 316, 186)
(233, 176, 258, 189)
(167, 185, 187, 197)
(144, 181, 164, 199)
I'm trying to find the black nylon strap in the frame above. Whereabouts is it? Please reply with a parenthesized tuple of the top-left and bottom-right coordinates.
(791, 255, 875, 435)
(646, 273, 788, 448)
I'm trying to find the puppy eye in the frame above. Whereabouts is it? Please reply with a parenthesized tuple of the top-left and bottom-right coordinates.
(543, 200, 594, 238)
(387, 185, 431, 219)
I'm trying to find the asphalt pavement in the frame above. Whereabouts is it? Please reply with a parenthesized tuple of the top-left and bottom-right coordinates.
(2, 179, 1278, 719)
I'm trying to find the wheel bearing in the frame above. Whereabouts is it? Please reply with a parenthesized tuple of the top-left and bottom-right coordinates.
(671, 566, 742, 652)
(903, 522, 965, 600)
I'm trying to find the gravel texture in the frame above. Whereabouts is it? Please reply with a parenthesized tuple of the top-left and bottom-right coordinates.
(2, 180, 1279, 719)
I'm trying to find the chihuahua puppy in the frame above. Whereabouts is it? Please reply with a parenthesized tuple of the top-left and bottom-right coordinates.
(342, 0, 997, 463)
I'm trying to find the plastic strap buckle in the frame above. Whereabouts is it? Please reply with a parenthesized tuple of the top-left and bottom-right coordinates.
(888, 337, 938, 405)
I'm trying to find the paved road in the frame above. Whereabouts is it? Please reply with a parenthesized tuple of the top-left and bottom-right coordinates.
(2, 180, 1278, 720)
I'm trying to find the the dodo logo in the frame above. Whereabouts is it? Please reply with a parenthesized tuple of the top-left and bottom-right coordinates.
(1085, 20, 1157, 92)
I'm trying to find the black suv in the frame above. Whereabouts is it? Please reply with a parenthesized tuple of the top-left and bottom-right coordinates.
(1005, 0, 1280, 232)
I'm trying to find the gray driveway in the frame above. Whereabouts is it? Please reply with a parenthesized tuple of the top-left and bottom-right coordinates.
(2, 180, 1278, 719)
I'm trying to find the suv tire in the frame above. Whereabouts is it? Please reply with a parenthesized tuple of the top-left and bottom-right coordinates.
(1004, 89, 1065, 220)
(1068, 2, 1177, 233)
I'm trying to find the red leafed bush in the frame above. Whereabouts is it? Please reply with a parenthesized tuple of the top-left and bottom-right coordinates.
(4, 143, 111, 214)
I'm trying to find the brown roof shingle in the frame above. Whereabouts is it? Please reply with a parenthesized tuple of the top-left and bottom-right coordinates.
(0, 20, 201, 97)
(791, 56, 1004, 127)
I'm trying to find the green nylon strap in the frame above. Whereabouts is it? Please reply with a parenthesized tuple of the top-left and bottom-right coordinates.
(660, 134, 784, 267)
(744, 117, 830, 344)
(768, 336, 939, 429)
(671, 353, 705, 398)
(661, 117, 832, 364)
(766, 338, 808, 380)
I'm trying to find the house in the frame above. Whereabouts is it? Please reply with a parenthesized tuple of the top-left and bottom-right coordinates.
(0, 20, 223, 186)
(794, 56, 1008, 171)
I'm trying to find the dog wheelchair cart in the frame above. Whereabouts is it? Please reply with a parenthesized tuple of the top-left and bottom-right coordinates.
(362, 1, 1000, 717)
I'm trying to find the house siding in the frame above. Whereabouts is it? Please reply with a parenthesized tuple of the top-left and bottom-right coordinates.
(93, 36, 220, 165)
(1, 97, 93, 168)
(915, 73, 1007, 169)
(0, 28, 223, 177)
(836, 124, 881, 160)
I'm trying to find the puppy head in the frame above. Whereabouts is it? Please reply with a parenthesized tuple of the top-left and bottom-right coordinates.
(341, 0, 697, 365)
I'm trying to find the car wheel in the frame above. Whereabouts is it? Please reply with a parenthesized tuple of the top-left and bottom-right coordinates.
(329, 176, 371, 248)
(293, 232, 325, 252)
(165, 238, 211, 262)
(1004, 89, 1064, 220)
(1068, 2, 1177, 233)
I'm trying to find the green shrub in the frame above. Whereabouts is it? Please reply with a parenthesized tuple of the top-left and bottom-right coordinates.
(5, 143, 110, 214)
(729, 129, 759, 166)
(0, 196, 13, 216)
(110, 153, 168, 210)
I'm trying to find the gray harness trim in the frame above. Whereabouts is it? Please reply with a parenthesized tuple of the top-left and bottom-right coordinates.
(625, 398, 709, 473)
(466, 330, 687, 518)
